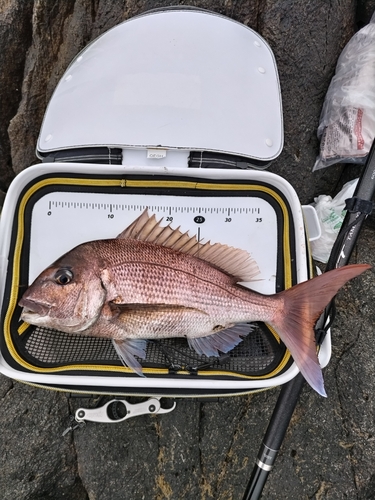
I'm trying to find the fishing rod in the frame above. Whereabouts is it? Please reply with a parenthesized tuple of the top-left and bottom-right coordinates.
(242, 140, 375, 500)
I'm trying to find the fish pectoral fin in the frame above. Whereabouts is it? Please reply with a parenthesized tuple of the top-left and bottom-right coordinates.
(110, 302, 193, 313)
(112, 339, 147, 376)
(110, 302, 206, 325)
(188, 323, 253, 357)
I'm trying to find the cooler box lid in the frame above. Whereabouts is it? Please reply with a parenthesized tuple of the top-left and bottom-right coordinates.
(37, 9, 283, 164)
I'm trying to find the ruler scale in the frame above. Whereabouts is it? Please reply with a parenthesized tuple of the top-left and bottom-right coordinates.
(29, 192, 278, 294)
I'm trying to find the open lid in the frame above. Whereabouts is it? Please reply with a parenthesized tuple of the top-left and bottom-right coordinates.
(37, 8, 283, 164)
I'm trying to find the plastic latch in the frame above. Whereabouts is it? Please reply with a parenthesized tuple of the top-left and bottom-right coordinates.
(345, 197, 374, 215)
(302, 205, 321, 241)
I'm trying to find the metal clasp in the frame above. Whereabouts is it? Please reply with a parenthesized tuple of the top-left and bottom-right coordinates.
(75, 397, 176, 424)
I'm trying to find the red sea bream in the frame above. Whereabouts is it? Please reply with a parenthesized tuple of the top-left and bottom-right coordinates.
(19, 210, 371, 396)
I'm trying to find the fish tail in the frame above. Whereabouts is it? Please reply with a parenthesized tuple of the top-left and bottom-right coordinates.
(270, 264, 371, 397)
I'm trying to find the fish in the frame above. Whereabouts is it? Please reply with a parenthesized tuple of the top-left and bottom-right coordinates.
(19, 209, 371, 396)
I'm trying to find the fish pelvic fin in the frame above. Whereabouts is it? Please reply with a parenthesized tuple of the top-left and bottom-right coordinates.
(117, 209, 260, 282)
(188, 323, 253, 357)
(270, 264, 371, 397)
(112, 339, 147, 376)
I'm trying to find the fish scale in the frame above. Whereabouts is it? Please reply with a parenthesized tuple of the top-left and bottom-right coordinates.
(95, 239, 267, 320)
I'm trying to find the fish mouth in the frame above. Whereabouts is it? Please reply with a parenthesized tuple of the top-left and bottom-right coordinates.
(19, 297, 51, 318)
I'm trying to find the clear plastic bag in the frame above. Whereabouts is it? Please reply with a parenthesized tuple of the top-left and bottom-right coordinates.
(313, 13, 375, 171)
(310, 178, 358, 262)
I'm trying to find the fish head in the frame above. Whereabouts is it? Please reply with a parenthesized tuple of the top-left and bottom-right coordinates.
(19, 245, 106, 333)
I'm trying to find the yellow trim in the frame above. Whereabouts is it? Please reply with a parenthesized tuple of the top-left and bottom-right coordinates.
(266, 324, 281, 343)
(4, 175, 294, 378)
(17, 322, 30, 335)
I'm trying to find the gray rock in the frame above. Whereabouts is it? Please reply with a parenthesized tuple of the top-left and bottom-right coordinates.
(1, 1, 375, 499)
(0, 0, 33, 190)
(0, 378, 87, 500)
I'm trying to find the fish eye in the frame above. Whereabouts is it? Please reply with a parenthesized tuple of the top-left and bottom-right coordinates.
(54, 269, 74, 285)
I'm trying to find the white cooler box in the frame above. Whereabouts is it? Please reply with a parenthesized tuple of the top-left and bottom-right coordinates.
(0, 7, 326, 397)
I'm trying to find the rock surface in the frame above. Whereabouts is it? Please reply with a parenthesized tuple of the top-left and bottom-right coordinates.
(1, 1, 375, 499)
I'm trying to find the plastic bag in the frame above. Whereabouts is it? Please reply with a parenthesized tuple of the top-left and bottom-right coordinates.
(313, 13, 375, 171)
(310, 178, 358, 263)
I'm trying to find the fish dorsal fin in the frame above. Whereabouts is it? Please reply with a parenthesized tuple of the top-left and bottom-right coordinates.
(118, 209, 260, 282)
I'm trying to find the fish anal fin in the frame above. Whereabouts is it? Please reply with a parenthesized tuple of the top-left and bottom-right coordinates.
(187, 323, 252, 357)
(271, 263, 371, 397)
(116, 209, 260, 282)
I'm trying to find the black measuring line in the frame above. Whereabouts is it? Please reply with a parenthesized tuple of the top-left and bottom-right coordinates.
(242, 140, 375, 500)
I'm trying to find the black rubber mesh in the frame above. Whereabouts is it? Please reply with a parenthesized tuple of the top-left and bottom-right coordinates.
(23, 323, 283, 375)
